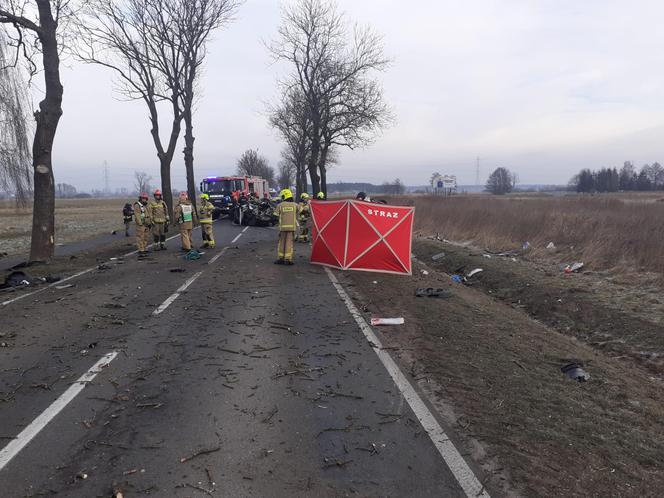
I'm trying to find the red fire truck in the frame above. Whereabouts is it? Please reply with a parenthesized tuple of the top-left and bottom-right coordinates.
(200, 175, 270, 218)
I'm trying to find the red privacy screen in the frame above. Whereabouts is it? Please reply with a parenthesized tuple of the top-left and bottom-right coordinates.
(310, 200, 415, 275)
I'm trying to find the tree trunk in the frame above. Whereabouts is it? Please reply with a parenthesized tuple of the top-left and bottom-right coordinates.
(307, 125, 321, 194)
(29, 0, 63, 263)
(183, 107, 196, 214)
(318, 144, 329, 197)
(148, 100, 180, 220)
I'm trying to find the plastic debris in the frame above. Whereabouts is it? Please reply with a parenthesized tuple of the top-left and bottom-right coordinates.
(561, 362, 590, 382)
(421, 270, 429, 275)
(546, 242, 556, 250)
(451, 275, 464, 283)
(522, 241, 531, 250)
(564, 262, 584, 274)
(431, 252, 446, 261)
(467, 268, 484, 278)
(482, 254, 492, 259)
(184, 250, 202, 261)
(415, 288, 453, 298)
(370, 317, 405, 326)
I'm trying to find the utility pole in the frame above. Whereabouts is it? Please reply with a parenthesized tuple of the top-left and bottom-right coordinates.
(103, 161, 110, 195)
(475, 157, 481, 186)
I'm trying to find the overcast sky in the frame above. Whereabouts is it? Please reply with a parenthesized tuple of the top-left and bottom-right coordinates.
(40, 0, 664, 191)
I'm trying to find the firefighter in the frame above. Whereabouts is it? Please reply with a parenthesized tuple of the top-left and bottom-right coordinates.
(174, 191, 197, 251)
(148, 189, 170, 251)
(133, 192, 151, 257)
(274, 189, 300, 265)
(122, 203, 134, 237)
(316, 192, 325, 200)
(199, 193, 216, 248)
(296, 192, 311, 243)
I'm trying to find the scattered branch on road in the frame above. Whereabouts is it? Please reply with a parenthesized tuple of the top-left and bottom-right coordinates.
(261, 405, 279, 423)
(322, 458, 353, 469)
(179, 445, 221, 463)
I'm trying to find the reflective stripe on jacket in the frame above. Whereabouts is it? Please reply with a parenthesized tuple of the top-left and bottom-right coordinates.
(148, 200, 169, 223)
(199, 201, 214, 223)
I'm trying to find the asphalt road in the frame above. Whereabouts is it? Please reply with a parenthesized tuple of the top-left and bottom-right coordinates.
(1, 222, 478, 497)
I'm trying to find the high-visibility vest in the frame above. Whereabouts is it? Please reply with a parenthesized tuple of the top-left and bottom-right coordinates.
(180, 203, 193, 223)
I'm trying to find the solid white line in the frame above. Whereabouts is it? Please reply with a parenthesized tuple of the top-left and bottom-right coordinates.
(0, 351, 118, 472)
(231, 233, 243, 244)
(242, 226, 249, 233)
(152, 271, 204, 315)
(325, 268, 490, 498)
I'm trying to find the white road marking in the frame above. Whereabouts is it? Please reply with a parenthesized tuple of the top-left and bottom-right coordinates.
(0, 351, 118, 472)
(208, 247, 229, 265)
(153, 271, 204, 315)
(231, 233, 243, 244)
(242, 226, 249, 233)
(325, 268, 491, 498)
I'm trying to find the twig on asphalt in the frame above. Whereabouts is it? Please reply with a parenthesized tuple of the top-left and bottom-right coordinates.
(323, 390, 363, 400)
(513, 360, 527, 371)
(262, 406, 279, 423)
(218, 347, 242, 355)
(136, 403, 163, 409)
(322, 458, 353, 469)
(180, 446, 222, 463)
(183, 483, 214, 496)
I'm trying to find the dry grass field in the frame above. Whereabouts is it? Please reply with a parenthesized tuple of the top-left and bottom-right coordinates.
(0, 198, 129, 257)
(409, 193, 664, 277)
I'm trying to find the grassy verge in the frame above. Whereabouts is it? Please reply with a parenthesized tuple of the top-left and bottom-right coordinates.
(407, 193, 664, 276)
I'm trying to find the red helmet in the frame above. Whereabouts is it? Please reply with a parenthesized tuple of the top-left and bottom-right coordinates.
(154, 189, 162, 196)
(139, 192, 148, 199)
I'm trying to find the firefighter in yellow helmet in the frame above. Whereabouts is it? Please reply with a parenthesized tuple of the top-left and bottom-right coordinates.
(316, 191, 325, 200)
(296, 192, 311, 243)
(174, 191, 198, 251)
(274, 189, 301, 265)
(148, 189, 170, 251)
(198, 193, 216, 248)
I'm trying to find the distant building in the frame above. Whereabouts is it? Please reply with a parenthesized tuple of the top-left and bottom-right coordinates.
(431, 174, 457, 195)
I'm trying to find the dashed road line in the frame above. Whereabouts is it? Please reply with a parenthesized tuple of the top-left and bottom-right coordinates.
(325, 268, 491, 498)
(153, 271, 204, 315)
(0, 351, 119, 472)
(208, 247, 229, 265)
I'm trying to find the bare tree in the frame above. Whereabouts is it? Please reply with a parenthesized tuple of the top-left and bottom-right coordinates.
(269, 85, 310, 196)
(77, 0, 190, 217)
(134, 170, 152, 194)
(0, 1, 71, 262)
(236, 149, 274, 185)
(0, 32, 32, 206)
(277, 156, 296, 190)
(270, 0, 391, 196)
(55, 182, 77, 198)
(172, 0, 239, 208)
